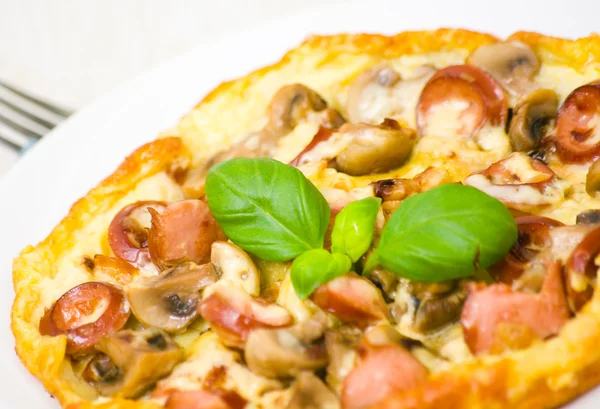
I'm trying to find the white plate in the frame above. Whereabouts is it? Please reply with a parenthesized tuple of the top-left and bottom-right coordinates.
(1, 0, 599, 407)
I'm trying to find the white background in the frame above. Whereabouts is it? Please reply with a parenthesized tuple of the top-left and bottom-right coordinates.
(0, 0, 342, 176)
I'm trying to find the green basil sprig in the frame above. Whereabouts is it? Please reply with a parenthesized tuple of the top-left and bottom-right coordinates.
(331, 197, 381, 262)
(365, 184, 517, 281)
(205, 158, 330, 261)
(291, 249, 352, 299)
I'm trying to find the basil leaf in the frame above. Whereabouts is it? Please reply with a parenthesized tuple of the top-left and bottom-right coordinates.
(331, 197, 381, 262)
(291, 249, 352, 299)
(205, 158, 330, 261)
(368, 184, 517, 281)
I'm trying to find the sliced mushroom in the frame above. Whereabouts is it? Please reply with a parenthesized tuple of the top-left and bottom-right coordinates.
(392, 279, 464, 333)
(266, 84, 343, 136)
(286, 372, 341, 409)
(211, 241, 260, 296)
(467, 41, 540, 97)
(324, 327, 361, 395)
(414, 288, 467, 332)
(244, 313, 328, 378)
(372, 167, 450, 218)
(586, 158, 600, 196)
(576, 209, 600, 224)
(93, 328, 183, 398)
(346, 65, 436, 125)
(126, 262, 217, 332)
(508, 89, 559, 152)
(334, 119, 415, 175)
(366, 267, 399, 299)
(347, 66, 402, 123)
(182, 84, 343, 198)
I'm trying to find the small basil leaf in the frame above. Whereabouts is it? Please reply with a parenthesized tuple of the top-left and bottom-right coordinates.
(205, 158, 330, 261)
(369, 184, 517, 281)
(291, 249, 352, 299)
(331, 197, 381, 262)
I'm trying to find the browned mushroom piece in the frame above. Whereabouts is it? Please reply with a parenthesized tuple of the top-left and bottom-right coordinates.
(211, 241, 260, 296)
(371, 167, 451, 218)
(244, 313, 329, 379)
(125, 262, 217, 333)
(508, 89, 559, 152)
(182, 84, 343, 198)
(347, 66, 402, 123)
(576, 209, 600, 225)
(92, 328, 183, 398)
(467, 41, 540, 97)
(414, 288, 467, 332)
(335, 119, 416, 176)
(586, 158, 600, 197)
(286, 372, 341, 409)
(346, 65, 436, 124)
(266, 83, 343, 136)
(324, 327, 361, 395)
(366, 267, 399, 298)
(393, 279, 465, 332)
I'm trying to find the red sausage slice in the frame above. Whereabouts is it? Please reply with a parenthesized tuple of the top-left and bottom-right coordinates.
(489, 216, 564, 285)
(342, 342, 427, 409)
(461, 260, 569, 355)
(311, 273, 389, 328)
(199, 286, 292, 348)
(39, 282, 130, 354)
(108, 201, 166, 269)
(553, 82, 600, 163)
(417, 65, 507, 137)
(148, 200, 226, 270)
(565, 225, 600, 311)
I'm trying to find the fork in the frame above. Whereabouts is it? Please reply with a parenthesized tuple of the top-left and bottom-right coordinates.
(0, 79, 73, 152)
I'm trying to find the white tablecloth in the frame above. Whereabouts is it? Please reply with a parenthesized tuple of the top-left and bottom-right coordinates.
(0, 0, 340, 178)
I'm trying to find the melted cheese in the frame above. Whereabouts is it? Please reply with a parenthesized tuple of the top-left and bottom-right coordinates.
(152, 332, 282, 406)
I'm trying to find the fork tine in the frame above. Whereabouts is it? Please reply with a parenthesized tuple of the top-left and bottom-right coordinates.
(0, 97, 59, 129)
(0, 112, 45, 140)
(0, 79, 73, 118)
(0, 130, 25, 151)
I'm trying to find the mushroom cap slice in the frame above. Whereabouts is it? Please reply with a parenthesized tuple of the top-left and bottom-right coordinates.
(94, 328, 183, 398)
(467, 41, 540, 96)
(509, 88, 559, 152)
(244, 313, 329, 379)
(414, 288, 467, 332)
(335, 119, 416, 176)
(576, 209, 600, 224)
(346, 66, 402, 123)
(266, 83, 329, 136)
(126, 262, 217, 333)
(586, 159, 600, 197)
(287, 372, 341, 409)
(211, 241, 260, 296)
